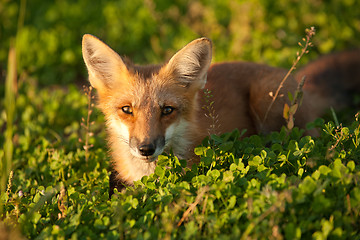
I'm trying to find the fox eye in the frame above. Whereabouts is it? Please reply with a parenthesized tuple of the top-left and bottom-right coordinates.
(162, 106, 174, 116)
(121, 106, 133, 115)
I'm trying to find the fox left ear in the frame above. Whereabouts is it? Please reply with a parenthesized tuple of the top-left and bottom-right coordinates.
(162, 38, 212, 89)
(82, 34, 128, 92)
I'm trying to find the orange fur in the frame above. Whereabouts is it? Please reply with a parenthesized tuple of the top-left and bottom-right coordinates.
(82, 35, 359, 194)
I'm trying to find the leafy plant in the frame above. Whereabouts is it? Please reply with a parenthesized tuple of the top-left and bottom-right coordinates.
(1, 1, 360, 238)
(2, 80, 360, 238)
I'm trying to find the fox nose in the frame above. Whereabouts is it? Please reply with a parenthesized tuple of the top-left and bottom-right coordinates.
(139, 144, 156, 156)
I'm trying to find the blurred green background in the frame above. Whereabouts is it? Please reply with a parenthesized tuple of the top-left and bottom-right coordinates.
(1, 0, 359, 87)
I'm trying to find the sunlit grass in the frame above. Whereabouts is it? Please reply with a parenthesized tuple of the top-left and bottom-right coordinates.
(2, 44, 17, 195)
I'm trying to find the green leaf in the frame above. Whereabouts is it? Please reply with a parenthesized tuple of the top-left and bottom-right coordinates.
(154, 166, 165, 178)
(347, 161, 355, 172)
(131, 198, 139, 209)
(184, 221, 198, 239)
(194, 146, 207, 156)
(298, 168, 304, 177)
(210, 134, 224, 144)
(31, 212, 42, 224)
(145, 181, 156, 190)
(312, 170, 320, 180)
(321, 218, 334, 237)
(318, 165, 331, 176)
(206, 148, 215, 158)
(207, 169, 220, 180)
(299, 176, 317, 194)
(341, 127, 350, 138)
(289, 103, 298, 115)
(288, 92, 294, 102)
(219, 141, 233, 152)
(350, 187, 360, 205)
(285, 223, 301, 240)
(257, 164, 268, 172)
(230, 163, 237, 172)
(222, 171, 234, 183)
(249, 156, 262, 167)
(312, 195, 332, 213)
(94, 218, 106, 229)
(260, 150, 267, 160)
(331, 159, 345, 178)
(272, 143, 283, 152)
(288, 140, 299, 152)
(227, 195, 236, 209)
(202, 156, 212, 166)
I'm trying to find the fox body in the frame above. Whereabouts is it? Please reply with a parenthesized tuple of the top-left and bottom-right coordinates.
(82, 35, 360, 194)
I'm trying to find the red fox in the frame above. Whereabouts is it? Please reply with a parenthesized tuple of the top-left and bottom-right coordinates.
(82, 34, 360, 194)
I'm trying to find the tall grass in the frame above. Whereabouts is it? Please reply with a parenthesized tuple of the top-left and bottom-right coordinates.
(2, 44, 17, 205)
(1, 0, 26, 215)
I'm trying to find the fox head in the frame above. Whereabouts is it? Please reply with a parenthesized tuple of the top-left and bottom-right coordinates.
(82, 35, 212, 162)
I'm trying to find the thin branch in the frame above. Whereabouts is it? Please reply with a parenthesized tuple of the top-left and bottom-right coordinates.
(177, 186, 209, 227)
(262, 27, 316, 128)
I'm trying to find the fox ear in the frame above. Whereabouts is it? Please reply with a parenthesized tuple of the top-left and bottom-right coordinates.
(163, 38, 212, 89)
(82, 34, 127, 91)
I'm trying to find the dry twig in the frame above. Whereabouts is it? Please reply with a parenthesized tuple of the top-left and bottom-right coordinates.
(177, 186, 209, 227)
(262, 27, 316, 128)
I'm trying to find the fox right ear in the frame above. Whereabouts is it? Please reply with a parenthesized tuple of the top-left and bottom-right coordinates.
(161, 37, 212, 90)
(82, 34, 128, 92)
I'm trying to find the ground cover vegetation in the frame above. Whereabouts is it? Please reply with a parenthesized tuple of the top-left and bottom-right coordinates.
(1, 0, 360, 239)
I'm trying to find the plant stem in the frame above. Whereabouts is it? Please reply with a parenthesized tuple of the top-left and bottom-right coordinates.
(262, 27, 315, 128)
